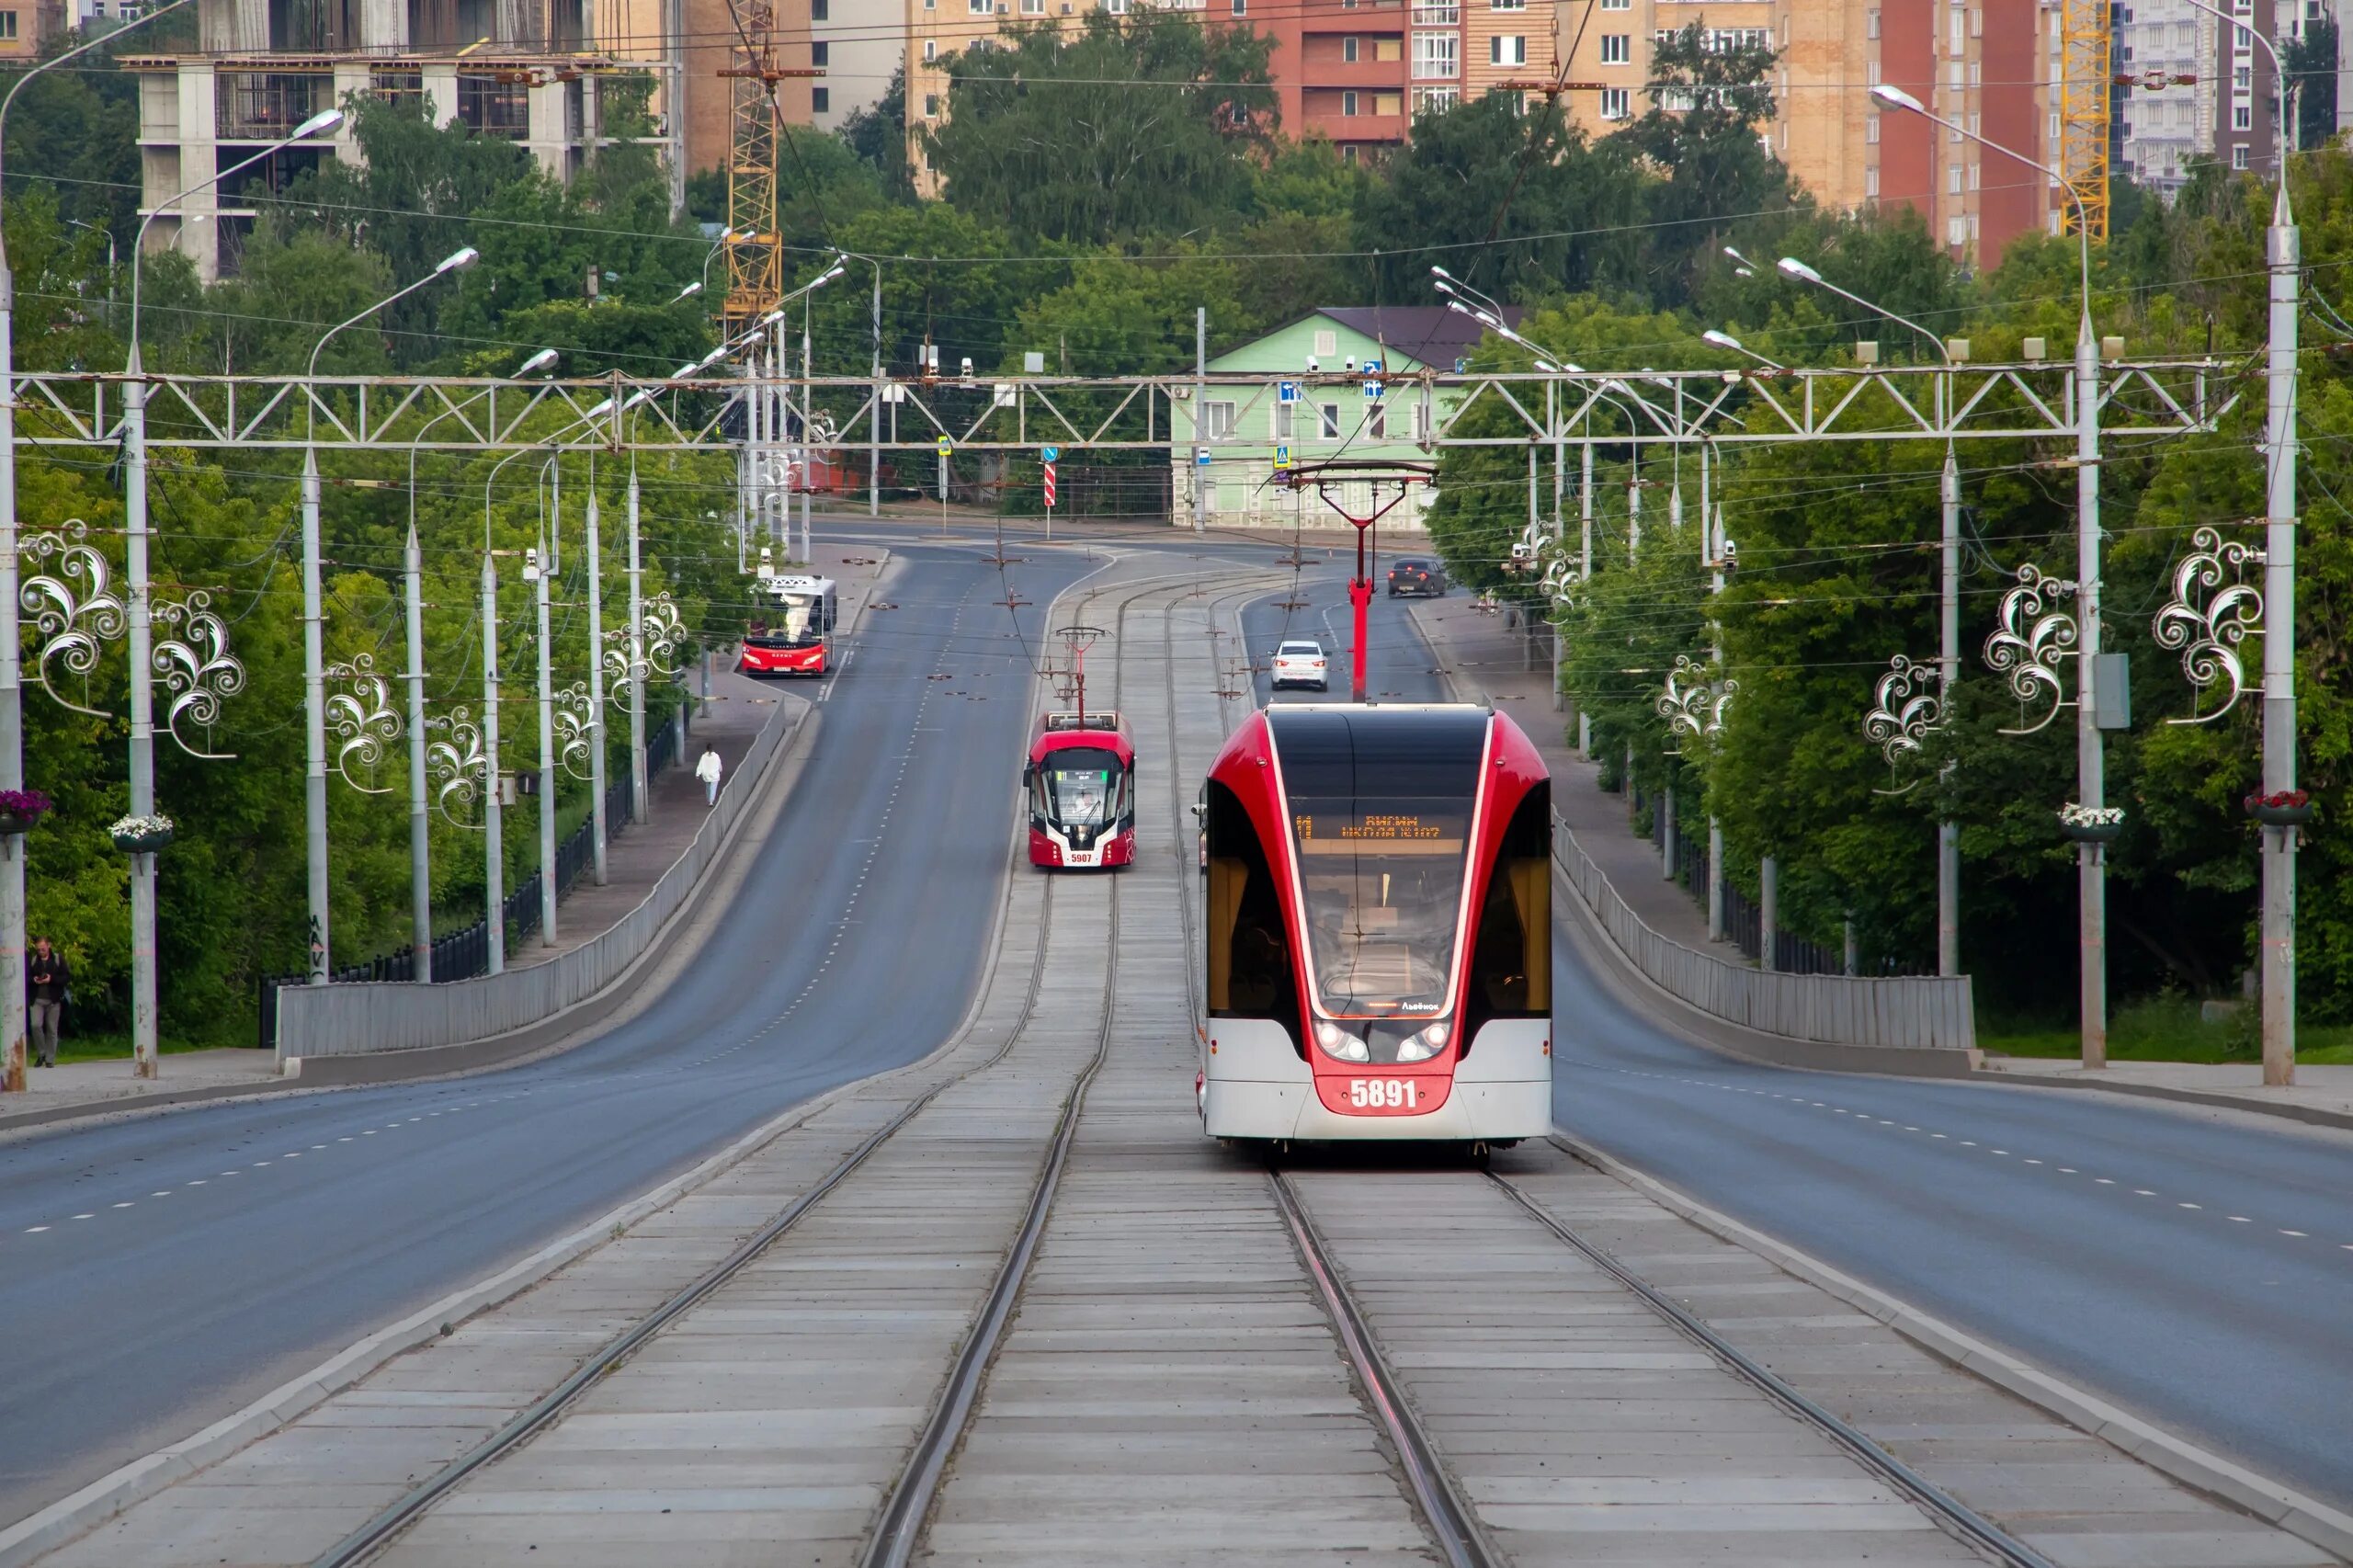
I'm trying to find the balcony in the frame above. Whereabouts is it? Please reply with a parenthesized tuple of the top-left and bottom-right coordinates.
(1302, 108, 1406, 142)
(215, 72, 329, 141)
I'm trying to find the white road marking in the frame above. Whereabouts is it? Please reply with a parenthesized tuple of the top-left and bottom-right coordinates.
(24, 1226, 47, 1233)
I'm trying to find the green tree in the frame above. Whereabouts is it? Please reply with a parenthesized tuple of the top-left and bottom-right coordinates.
(1613, 22, 1795, 298)
(838, 63, 915, 200)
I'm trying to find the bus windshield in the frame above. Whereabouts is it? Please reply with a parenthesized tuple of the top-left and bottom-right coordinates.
(756, 594, 824, 647)
(1270, 709, 1488, 1019)
(1038, 746, 1125, 829)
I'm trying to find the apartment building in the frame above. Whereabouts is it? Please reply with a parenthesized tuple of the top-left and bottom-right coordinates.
(125, 0, 669, 280)
(904, 0, 1561, 189)
(811, 0, 895, 131)
(1, 0, 65, 61)
(673, 0, 815, 182)
(1548, 0, 2056, 266)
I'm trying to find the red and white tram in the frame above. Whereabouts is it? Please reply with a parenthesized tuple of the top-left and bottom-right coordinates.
(1196, 704, 1552, 1146)
(741, 574, 838, 677)
(1025, 711, 1137, 870)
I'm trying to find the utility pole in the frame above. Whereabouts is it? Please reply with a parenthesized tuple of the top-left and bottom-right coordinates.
(1939, 447, 1962, 977)
(2261, 179, 2300, 1085)
(627, 466, 650, 827)
(1579, 439, 1594, 756)
(534, 527, 557, 948)
(1194, 306, 1209, 534)
(870, 259, 881, 518)
(585, 486, 608, 887)
(301, 449, 329, 983)
(404, 525, 431, 982)
(483, 551, 506, 976)
(2075, 301, 2107, 1066)
(123, 367, 159, 1077)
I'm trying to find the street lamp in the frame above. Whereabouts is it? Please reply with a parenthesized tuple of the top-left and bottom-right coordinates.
(112, 104, 343, 1076)
(672, 280, 702, 304)
(1699, 330, 1783, 372)
(2173, 0, 2302, 1092)
(1870, 78, 2109, 1066)
(299, 243, 479, 985)
(0, 0, 199, 1090)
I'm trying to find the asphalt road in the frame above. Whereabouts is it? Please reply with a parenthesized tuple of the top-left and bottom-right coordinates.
(1248, 576, 2353, 1516)
(0, 530, 1256, 1527)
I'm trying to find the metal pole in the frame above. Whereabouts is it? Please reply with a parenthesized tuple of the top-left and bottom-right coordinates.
(628, 466, 649, 827)
(125, 365, 158, 1077)
(1660, 787, 1676, 880)
(0, 249, 20, 1090)
(1552, 384, 1565, 715)
(2262, 180, 2300, 1085)
(1938, 446, 1961, 977)
(801, 311, 813, 564)
(404, 524, 430, 983)
(535, 528, 556, 948)
(1578, 437, 1594, 756)
(483, 552, 505, 976)
(301, 446, 329, 983)
(1759, 854, 1779, 973)
(2075, 308, 2107, 1068)
(1707, 820, 1724, 940)
(585, 486, 608, 887)
(1194, 306, 1208, 535)
(870, 259, 881, 518)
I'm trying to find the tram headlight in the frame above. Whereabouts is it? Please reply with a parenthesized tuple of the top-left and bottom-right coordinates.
(1393, 1020, 1451, 1062)
(1313, 1019, 1370, 1062)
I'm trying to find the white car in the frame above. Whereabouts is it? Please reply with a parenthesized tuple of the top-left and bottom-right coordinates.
(1270, 640, 1329, 692)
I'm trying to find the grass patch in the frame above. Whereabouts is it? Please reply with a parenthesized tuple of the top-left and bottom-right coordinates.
(45, 1031, 244, 1063)
(1982, 994, 2353, 1064)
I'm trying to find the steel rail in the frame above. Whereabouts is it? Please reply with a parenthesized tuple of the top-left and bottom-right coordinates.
(1268, 1168, 1505, 1568)
(859, 569, 1177, 1568)
(1490, 1168, 2064, 1568)
(311, 548, 1080, 1568)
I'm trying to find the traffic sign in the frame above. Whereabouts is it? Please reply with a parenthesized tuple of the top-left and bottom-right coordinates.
(1042, 461, 1058, 508)
(1277, 381, 1300, 405)
(1196, 447, 1212, 467)
(1273, 444, 1291, 471)
(936, 435, 952, 457)
(1040, 444, 1060, 461)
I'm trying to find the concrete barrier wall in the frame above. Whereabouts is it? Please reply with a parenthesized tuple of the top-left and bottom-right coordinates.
(1556, 822, 1977, 1053)
(278, 702, 801, 1060)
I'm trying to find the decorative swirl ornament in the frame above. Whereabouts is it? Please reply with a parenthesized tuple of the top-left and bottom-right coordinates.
(2151, 525, 2265, 724)
(425, 708, 490, 829)
(151, 590, 246, 759)
(601, 631, 636, 710)
(19, 519, 126, 717)
(325, 653, 404, 793)
(1983, 564, 2079, 735)
(1656, 654, 1735, 749)
(605, 593, 689, 710)
(1862, 653, 1947, 767)
(556, 682, 597, 781)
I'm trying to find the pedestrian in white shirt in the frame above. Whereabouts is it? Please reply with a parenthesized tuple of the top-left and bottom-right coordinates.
(695, 744, 723, 807)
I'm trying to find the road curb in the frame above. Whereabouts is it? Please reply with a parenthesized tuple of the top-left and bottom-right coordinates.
(1553, 1131, 2353, 1563)
(1971, 1065, 2353, 1135)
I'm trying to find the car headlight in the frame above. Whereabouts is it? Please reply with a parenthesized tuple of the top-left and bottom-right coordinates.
(1313, 1019, 1370, 1062)
(1393, 1019, 1451, 1062)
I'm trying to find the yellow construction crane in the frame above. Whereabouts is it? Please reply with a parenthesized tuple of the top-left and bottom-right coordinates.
(719, 0, 820, 332)
(2058, 0, 2110, 240)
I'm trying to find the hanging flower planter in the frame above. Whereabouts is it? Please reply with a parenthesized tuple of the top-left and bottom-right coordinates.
(0, 789, 52, 837)
(2057, 803, 2125, 844)
(109, 812, 176, 854)
(2244, 790, 2315, 828)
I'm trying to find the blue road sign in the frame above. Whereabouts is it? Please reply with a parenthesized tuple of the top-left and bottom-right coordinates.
(1040, 444, 1060, 461)
(1278, 381, 1300, 404)
(1274, 444, 1291, 471)
(1196, 446, 1213, 467)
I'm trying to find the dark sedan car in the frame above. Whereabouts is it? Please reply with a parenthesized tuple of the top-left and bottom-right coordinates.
(1387, 557, 1449, 597)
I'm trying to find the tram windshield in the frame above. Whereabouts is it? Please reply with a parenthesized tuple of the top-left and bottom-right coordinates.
(1037, 746, 1127, 828)
(1271, 709, 1488, 1020)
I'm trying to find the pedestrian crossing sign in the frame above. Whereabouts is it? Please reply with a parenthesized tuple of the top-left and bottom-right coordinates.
(1274, 445, 1291, 471)
(936, 436, 952, 457)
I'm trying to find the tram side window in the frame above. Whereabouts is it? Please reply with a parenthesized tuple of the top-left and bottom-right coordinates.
(1205, 782, 1303, 1051)
(1466, 783, 1552, 1038)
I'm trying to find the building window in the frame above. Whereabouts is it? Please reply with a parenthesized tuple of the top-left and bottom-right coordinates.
(813, 40, 829, 64)
(1599, 32, 1629, 62)
(1413, 401, 1431, 442)
(1865, 164, 1879, 197)
(0, 10, 18, 35)
(924, 38, 937, 60)
(1967, 161, 1978, 189)
(1320, 403, 1342, 437)
(1412, 30, 1457, 77)
(1368, 404, 1387, 439)
(1490, 34, 1524, 64)
(1205, 401, 1236, 439)
(2234, 143, 2251, 168)
(1413, 85, 1458, 113)
(1314, 330, 1337, 356)
(1377, 37, 1401, 60)
(1492, 0, 1525, 8)
(1947, 214, 1967, 245)
(1344, 34, 1358, 60)
(1599, 0, 1628, 9)
(1412, 0, 1457, 19)
(2234, 104, 2252, 128)
(1344, 90, 1360, 115)
(1867, 60, 1879, 85)
(970, 0, 989, 12)
(1599, 85, 1630, 118)
(1865, 113, 1879, 143)
(812, 0, 826, 15)
(813, 86, 829, 112)
(925, 93, 940, 116)
(1948, 163, 1962, 194)
(1969, 5, 1981, 34)
(2234, 64, 2252, 88)
(1232, 0, 1245, 13)
(1866, 6, 1879, 36)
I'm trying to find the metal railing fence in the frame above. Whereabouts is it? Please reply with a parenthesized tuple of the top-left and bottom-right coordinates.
(1555, 818, 1975, 1052)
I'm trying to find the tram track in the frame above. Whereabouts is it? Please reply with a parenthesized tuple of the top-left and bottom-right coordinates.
(308, 565, 1194, 1568)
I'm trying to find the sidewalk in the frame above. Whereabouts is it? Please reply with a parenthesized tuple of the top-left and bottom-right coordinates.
(0, 546, 888, 1131)
(1407, 595, 1735, 960)
(1979, 1055, 2353, 1132)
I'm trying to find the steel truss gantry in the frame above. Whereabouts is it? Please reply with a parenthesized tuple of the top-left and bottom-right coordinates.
(1, 358, 2237, 455)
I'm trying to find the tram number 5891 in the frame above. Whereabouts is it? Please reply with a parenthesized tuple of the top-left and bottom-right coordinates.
(1347, 1078, 1420, 1110)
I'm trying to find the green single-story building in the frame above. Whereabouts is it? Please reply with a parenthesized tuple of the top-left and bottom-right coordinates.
(1168, 306, 1523, 532)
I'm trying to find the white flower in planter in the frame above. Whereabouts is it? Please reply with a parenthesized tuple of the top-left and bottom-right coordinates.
(109, 813, 176, 838)
(2056, 803, 2125, 828)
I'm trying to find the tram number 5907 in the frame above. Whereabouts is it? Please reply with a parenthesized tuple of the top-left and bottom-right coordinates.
(1348, 1078, 1419, 1110)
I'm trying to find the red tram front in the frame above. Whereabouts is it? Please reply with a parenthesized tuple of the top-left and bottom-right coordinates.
(1025, 711, 1137, 870)
(1196, 704, 1552, 1145)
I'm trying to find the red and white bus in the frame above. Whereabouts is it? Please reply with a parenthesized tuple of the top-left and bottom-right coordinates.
(1196, 703, 1552, 1148)
(1025, 711, 1136, 870)
(741, 574, 838, 677)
